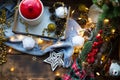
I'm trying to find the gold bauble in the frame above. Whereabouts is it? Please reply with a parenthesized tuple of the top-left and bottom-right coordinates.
(47, 23, 56, 32)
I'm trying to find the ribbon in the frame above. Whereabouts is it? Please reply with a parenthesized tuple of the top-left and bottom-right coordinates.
(62, 59, 95, 80)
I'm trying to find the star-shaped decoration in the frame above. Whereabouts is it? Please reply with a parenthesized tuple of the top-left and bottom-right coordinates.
(44, 51, 64, 71)
(32, 56, 37, 61)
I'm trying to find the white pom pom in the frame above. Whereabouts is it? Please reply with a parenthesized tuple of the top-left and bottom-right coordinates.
(72, 36, 85, 47)
(55, 6, 68, 18)
(109, 62, 120, 76)
(22, 37, 35, 50)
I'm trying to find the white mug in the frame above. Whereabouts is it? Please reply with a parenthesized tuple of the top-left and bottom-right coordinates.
(19, 0, 44, 26)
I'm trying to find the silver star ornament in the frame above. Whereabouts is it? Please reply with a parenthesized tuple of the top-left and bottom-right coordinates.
(44, 51, 64, 71)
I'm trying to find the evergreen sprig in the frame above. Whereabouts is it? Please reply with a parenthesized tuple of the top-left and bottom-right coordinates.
(80, 41, 93, 62)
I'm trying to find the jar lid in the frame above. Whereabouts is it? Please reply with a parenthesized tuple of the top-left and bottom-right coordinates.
(20, 0, 43, 19)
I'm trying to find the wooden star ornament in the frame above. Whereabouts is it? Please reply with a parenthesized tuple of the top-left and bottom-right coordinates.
(44, 51, 64, 71)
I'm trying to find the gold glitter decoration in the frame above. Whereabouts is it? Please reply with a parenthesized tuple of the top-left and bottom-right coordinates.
(0, 28, 7, 65)
(0, 10, 6, 24)
(20, 18, 29, 33)
(0, 9, 11, 65)
(24, 22, 29, 33)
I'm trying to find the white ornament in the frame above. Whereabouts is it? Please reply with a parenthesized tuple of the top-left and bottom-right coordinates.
(109, 62, 120, 76)
(72, 36, 85, 47)
(44, 51, 64, 71)
(22, 37, 35, 50)
(55, 6, 68, 18)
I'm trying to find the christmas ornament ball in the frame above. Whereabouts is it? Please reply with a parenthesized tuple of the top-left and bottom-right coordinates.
(47, 23, 56, 32)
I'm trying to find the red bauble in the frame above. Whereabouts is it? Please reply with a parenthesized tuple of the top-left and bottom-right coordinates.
(20, 0, 43, 19)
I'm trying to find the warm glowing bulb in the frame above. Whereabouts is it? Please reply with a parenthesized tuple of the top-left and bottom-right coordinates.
(56, 72, 60, 76)
(37, 38, 43, 44)
(104, 19, 109, 24)
(96, 72, 100, 76)
(105, 38, 108, 41)
(10, 67, 15, 72)
(8, 48, 12, 53)
(18, 35, 24, 40)
(10, 36, 15, 41)
(88, 18, 92, 23)
(10, 35, 24, 42)
(97, 33, 101, 37)
(105, 37, 110, 41)
(78, 17, 82, 20)
(101, 55, 105, 61)
(71, 10, 75, 14)
(85, 7, 88, 10)
(111, 29, 115, 34)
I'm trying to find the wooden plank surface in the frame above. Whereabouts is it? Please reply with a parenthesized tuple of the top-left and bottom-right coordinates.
(0, 55, 68, 80)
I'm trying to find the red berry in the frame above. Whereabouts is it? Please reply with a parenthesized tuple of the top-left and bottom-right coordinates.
(87, 53, 92, 57)
(90, 57, 95, 63)
(92, 48, 98, 54)
(96, 35, 102, 40)
(93, 42, 99, 47)
(98, 41, 103, 44)
(87, 58, 91, 64)
(87, 57, 95, 64)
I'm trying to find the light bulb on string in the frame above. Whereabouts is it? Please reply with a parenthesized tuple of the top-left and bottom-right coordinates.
(105, 37, 110, 42)
(96, 72, 100, 76)
(10, 67, 15, 72)
(55, 72, 60, 77)
(8, 48, 12, 53)
(104, 19, 109, 25)
(88, 18, 92, 23)
(111, 28, 116, 34)
(71, 10, 75, 15)
(101, 55, 105, 61)
(78, 17, 82, 20)
(36, 38, 43, 44)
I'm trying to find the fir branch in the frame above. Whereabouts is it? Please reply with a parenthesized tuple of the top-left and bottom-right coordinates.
(113, 7, 120, 17)
(96, 20, 103, 32)
(80, 41, 93, 62)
